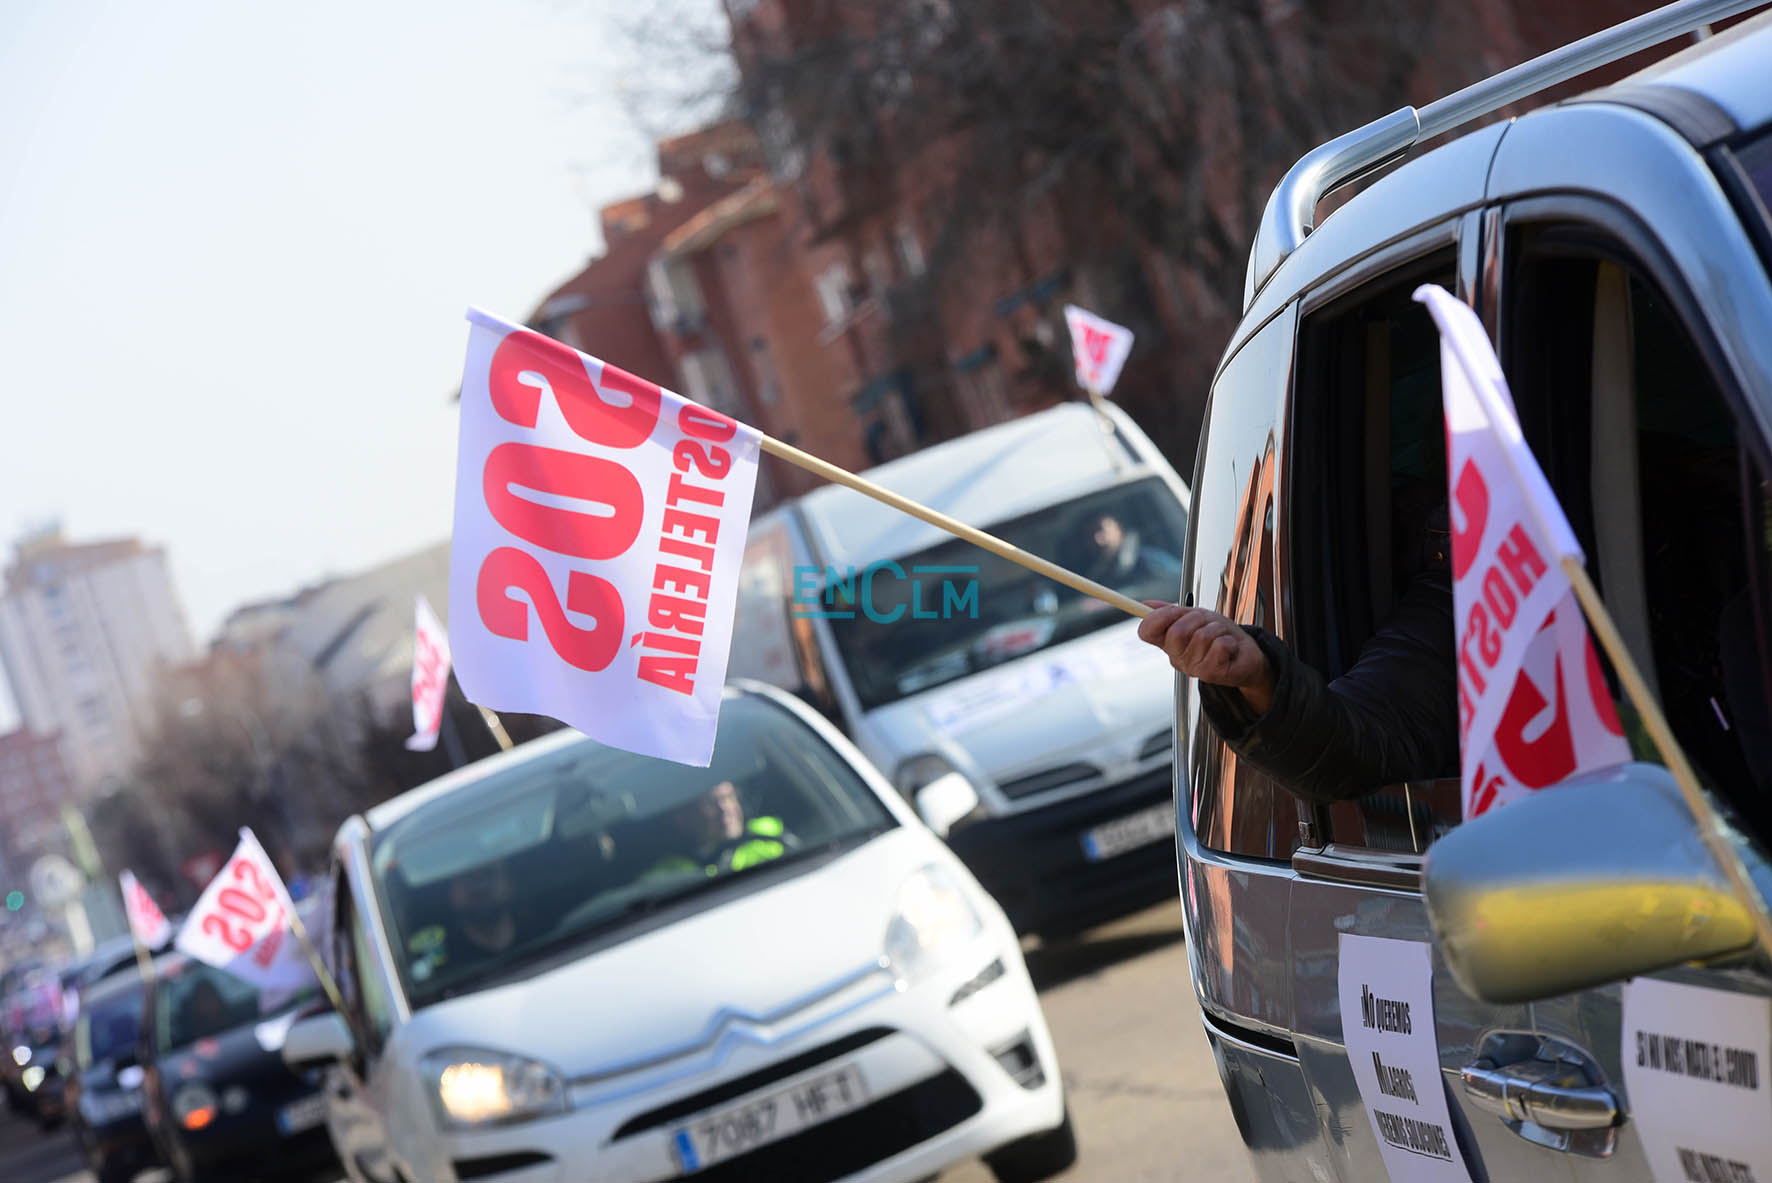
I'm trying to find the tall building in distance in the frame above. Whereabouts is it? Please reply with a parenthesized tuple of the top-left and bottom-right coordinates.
(0, 526, 197, 789)
(0, 727, 76, 878)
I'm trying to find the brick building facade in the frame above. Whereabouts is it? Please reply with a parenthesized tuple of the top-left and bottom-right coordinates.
(530, 1, 1674, 505)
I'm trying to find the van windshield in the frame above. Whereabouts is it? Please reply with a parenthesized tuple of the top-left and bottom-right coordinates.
(368, 695, 894, 1009)
(825, 477, 1188, 710)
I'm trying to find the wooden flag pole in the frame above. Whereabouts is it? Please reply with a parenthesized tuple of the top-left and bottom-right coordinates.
(1084, 390, 1128, 474)
(756, 434, 1152, 619)
(1561, 556, 1772, 962)
(283, 899, 347, 1016)
(129, 929, 156, 984)
(478, 706, 514, 752)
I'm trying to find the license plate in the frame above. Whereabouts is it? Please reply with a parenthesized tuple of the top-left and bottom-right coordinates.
(672, 1064, 868, 1173)
(277, 1093, 328, 1135)
(1080, 803, 1172, 860)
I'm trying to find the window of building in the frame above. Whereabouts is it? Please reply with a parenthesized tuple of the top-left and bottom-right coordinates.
(814, 263, 855, 327)
(893, 222, 926, 278)
(678, 349, 740, 419)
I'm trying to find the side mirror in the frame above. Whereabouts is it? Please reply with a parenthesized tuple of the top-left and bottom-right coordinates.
(1423, 762, 1759, 1004)
(282, 1012, 355, 1072)
(914, 772, 981, 839)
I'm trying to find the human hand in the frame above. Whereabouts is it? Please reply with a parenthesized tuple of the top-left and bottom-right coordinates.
(1137, 602, 1277, 715)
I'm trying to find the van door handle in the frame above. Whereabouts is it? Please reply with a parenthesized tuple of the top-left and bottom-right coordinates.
(1461, 1058, 1618, 1131)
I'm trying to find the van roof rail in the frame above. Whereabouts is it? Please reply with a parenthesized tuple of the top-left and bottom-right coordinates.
(1243, 0, 1768, 309)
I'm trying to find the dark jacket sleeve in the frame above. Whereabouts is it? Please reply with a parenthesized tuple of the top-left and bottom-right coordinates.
(1197, 565, 1459, 804)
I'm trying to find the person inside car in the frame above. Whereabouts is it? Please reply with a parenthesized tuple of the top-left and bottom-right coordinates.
(1136, 505, 1458, 804)
(645, 780, 798, 879)
(444, 859, 534, 959)
(176, 979, 234, 1043)
(1070, 510, 1183, 592)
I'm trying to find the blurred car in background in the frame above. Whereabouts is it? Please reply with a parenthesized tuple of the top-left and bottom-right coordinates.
(66, 962, 159, 1183)
(285, 683, 1072, 1183)
(729, 401, 1190, 940)
(140, 924, 338, 1182)
(2, 964, 71, 1125)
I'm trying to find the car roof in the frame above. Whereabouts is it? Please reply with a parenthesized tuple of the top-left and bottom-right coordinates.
(1613, 9, 1772, 132)
(80, 964, 146, 1006)
(795, 402, 1171, 569)
(361, 726, 592, 833)
(360, 684, 771, 834)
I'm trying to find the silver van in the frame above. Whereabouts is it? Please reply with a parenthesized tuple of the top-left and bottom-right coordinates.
(1178, 4, 1772, 1180)
(729, 400, 1191, 938)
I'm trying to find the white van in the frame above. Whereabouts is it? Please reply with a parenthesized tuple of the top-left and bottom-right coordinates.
(728, 401, 1191, 938)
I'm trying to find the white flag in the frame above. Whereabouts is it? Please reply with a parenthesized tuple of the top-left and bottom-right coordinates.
(120, 869, 172, 949)
(1415, 285, 1630, 818)
(449, 309, 762, 767)
(1064, 305, 1134, 397)
(174, 829, 316, 994)
(405, 595, 452, 752)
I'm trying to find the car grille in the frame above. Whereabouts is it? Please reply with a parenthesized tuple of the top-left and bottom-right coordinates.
(610, 1027, 895, 1141)
(998, 762, 1098, 800)
(663, 1068, 981, 1182)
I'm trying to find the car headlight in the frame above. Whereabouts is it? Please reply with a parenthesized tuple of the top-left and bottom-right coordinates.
(884, 864, 983, 985)
(419, 1047, 569, 1130)
(11, 1044, 31, 1066)
(172, 1082, 218, 1130)
(21, 1065, 46, 1092)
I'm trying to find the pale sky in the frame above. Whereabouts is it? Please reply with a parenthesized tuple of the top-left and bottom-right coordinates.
(0, 0, 717, 727)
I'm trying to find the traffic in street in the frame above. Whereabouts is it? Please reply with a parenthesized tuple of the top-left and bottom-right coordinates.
(2, 906, 1255, 1183)
(6, 1, 1772, 1182)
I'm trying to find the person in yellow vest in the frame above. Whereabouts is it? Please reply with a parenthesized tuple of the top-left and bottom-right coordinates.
(645, 780, 796, 880)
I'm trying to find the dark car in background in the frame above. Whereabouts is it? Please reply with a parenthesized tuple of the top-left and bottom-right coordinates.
(67, 965, 159, 1183)
(2, 965, 70, 1127)
(140, 951, 336, 1183)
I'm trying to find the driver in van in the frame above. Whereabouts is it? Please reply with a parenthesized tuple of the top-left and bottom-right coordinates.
(1135, 509, 1459, 803)
(1070, 510, 1183, 592)
(646, 780, 798, 879)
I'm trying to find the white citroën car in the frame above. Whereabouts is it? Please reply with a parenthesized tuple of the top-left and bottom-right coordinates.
(283, 682, 1075, 1183)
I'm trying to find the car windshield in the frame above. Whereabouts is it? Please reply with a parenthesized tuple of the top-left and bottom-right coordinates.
(153, 959, 320, 1052)
(76, 982, 144, 1070)
(823, 476, 1188, 709)
(369, 694, 894, 1009)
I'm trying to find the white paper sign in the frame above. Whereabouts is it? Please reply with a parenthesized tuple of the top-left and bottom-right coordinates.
(450, 309, 762, 767)
(921, 627, 1156, 734)
(1339, 934, 1473, 1182)
(1623, 978, 1772, 1183)
(405, 595, 452, 752)
(174, 829, 316, 995)
(1064, 304, 1134, 397)
(1415, 284, 1629, 818)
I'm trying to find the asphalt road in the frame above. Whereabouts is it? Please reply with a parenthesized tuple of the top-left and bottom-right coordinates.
(0, 902, 1254, 1183)
(941, 900, 1256, 1183)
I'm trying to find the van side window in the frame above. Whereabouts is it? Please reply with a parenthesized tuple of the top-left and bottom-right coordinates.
(1186, 312, 1297, 859)
(1504, 227, 1772, 840)
(1290, 252, 1463, 854)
